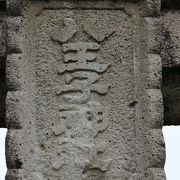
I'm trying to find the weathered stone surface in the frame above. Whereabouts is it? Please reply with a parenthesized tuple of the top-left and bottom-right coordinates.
(24, 6, 138, 179)
(6, 17, 23, 54)
(6, 54, 24, 91)
(3, 0, 167, 179)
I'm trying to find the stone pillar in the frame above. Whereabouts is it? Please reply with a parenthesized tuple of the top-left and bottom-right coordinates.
(5, 0, 166, 179)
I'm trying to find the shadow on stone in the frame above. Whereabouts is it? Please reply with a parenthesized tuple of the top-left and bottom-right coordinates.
(161, 0, 180, 10)
(162, 67, 180, 125)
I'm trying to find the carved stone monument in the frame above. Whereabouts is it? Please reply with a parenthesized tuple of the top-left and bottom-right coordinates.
(0, 0, 179, 179)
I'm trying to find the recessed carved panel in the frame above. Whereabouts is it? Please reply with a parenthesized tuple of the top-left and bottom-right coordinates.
(23, 6, 136, 179)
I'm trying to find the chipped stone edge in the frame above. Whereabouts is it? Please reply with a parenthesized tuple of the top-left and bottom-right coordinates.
(5, 1, 26, 179)
(5, 1, 44, 179)
(142, 3, 166, 179)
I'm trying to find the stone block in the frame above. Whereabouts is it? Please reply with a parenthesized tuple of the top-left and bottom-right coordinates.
(6, 130, 24, 169)
(6, 17, 22, 53)
(143, 17, 162, 54)
(144, 89, 164, 128)
(6, 91, 26, 129)
(145, 54, 162, 89)
(146, 129, 166, 168)
(6, 54, 24, 91)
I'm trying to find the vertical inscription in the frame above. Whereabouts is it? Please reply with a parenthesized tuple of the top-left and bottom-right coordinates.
(57, 42, 110, 103)
(51, 18, 112, 177)
(33, 8, 135, 179)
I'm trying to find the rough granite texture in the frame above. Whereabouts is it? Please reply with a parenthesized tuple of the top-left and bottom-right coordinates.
(2, 0, 179, 179)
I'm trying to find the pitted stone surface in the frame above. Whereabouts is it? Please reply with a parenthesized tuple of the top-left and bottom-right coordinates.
(25, 8, 137, 179)
(4, 0, 166, 179)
